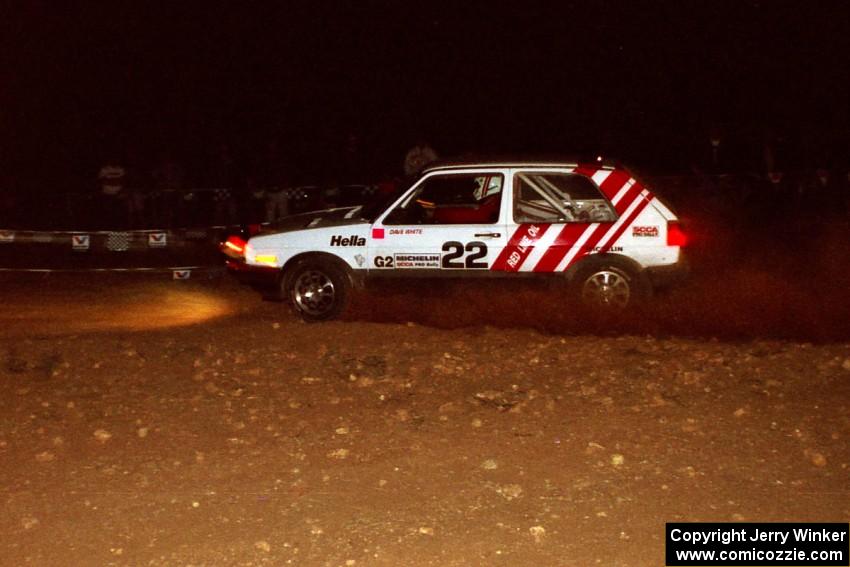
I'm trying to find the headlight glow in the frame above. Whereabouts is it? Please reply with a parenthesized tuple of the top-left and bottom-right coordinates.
(254, 254, 278, 266)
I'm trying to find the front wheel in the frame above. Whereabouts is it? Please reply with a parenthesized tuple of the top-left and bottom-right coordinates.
(283, 259, 351, 322)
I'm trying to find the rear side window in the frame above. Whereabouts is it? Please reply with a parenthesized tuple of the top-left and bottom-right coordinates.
(513, 172, 617, 223)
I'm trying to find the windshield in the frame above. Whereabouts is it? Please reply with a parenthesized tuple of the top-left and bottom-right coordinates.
(359, 178, 417, 221)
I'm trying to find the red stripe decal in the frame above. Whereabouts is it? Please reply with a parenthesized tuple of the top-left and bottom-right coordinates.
(573, 164, 600, 177)
(529, 165, 605, 272)
(532, 223, 592, 272)
(512, 167, 645, 273)
(597, 170, 631, 202)
(491, 226, 525, 270)
(566, 186, 652, 267)
(492, 223, 551, 271)
(612, 183, 643, 216)
(559, 223, 610, 271)
(534, 164, 616, 272)
(599, 195, 652, 254)
(543, 182, 651, 273)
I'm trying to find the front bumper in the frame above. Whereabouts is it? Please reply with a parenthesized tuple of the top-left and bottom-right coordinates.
(225, 259, 280, 289)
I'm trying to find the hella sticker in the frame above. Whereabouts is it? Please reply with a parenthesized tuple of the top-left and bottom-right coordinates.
(330, 235, 366, 247)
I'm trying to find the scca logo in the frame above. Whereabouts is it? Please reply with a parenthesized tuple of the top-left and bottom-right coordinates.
(632, 226, 659, 237)
(330, 235, 366, 247)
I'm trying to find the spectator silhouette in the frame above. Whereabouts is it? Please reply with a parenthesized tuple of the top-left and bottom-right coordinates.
(263, 139, 291, 223)
(151, 151, 186, 228)
(207, 142, 238, 226)
(244, 173, 265, 223)
(125, 147, 149, 228)
(97, 152, 128, 229)
(339, 132, 368, 184)
(403, 138, 438, 179)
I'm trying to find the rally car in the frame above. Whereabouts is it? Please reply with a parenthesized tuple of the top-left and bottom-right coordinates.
(223, 159, 687, 321)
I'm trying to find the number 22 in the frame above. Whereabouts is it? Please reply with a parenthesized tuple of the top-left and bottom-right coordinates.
(441, 241, 488, 269)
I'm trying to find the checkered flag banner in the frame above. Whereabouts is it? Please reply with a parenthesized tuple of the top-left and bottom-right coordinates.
(106, 232, 131, 251)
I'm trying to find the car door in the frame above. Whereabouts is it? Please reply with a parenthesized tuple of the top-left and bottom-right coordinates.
(369, 170, 508, 274)
(494, 167, 637, 274)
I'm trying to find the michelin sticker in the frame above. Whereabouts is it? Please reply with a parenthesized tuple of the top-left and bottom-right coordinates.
(394, 253, 440, 269)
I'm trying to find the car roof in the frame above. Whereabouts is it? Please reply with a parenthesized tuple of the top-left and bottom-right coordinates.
(421, 155, 621, 173)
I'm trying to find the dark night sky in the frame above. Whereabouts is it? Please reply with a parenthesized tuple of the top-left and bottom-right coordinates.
(2, 1, 849, 191)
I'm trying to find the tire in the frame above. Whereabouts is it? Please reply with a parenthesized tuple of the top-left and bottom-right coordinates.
(282, 258, 351, 322)
(573, 261, 648, 313)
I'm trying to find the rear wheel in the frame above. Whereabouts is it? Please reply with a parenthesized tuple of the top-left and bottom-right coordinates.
(283, 259, 350, 321)
(573, 262, 648, 312)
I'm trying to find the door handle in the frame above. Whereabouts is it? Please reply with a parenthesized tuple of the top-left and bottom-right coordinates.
(474, 232, 501, 238)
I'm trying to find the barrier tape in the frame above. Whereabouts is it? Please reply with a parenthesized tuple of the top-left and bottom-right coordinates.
(0, 228, 212, 241)
(3, 228, 186, 236)
(0, 266, 222, 281)
(0, 224, 268, 244)
(0, 228, 233, 254)
(57, 184, 376, 200)
(0, 265, 224, 276)
(0, 225, 241, 277)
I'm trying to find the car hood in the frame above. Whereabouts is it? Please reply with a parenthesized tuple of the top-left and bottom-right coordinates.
(261, 206, 365, 234)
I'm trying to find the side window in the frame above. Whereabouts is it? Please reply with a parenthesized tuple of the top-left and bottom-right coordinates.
(513, 172, 617, 223)
(384, 173, 503, 225)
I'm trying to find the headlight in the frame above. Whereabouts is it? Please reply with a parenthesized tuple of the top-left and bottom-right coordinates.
(244, 241, 278, 267)
(254, 254, 278, 266)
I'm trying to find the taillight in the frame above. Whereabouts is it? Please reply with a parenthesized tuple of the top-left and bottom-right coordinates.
(667, 221, 687, 247)
(248, 224, 262, 236)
